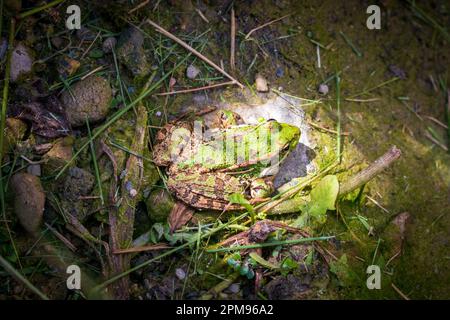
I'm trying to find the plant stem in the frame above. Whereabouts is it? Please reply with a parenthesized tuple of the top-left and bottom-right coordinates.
(206, 236, 335, 253)
(86, 119, 104, 205)
(18, 0, 65, 19)
(336, 74, 342, 162)
(339, 31, 362, 57)
(348, 77, 399, 99)
(0, 254, 49, 300)
(338, 146, 402, 195)
(91, 211, 250, 294)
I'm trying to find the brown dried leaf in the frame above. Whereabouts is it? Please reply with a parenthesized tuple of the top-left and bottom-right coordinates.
(168, 201, 194, 233)
(10, 96, 70, 138)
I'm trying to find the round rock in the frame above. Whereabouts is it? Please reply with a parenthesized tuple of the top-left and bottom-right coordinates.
(60, 75, 112, 127)
(255, 74, 269, 92)
(10, 172, 45, 235)
(10, 42, 34, 82)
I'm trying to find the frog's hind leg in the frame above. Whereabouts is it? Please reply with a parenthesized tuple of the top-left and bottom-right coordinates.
(170, 184, 242, 211)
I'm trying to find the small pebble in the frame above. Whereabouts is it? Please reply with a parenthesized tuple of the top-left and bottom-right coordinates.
(26, 164, 41, 177)
(10, 42, 34, 82)
(227, 283, 240, 294)
(318, 83, 329, 95)
(186, 64, 200, 79)
(76, 27, 96, 41)
(255, 74, 269, 92)
(175, 268, 186, 280)
(169, 77, 177, 88)
(10, 173, 45, 235)
(129, 189, 138, 198)
(51, 36, 63, 49)
(275, 66, 284, 78)
(102, 37, 117, 53)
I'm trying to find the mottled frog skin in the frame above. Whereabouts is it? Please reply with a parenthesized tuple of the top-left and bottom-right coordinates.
(153, 111, 300, 210)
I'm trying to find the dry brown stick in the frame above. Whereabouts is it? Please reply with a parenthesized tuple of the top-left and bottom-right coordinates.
(447, 89, 450, 151)
(81, 65, 104, 80)
(338, 146, 402, 195)
(128, 0, 149, 14)
(424, 131, 448, 151)
(345, 98, 380, 103)
(80, 31, 101, 59)
(154, 81, 235, 96)
(113, 243, 171, 254)
(244, 14, 291, 40)
(230, 6, 236, 72)
(425, 115, 448, 129)
(146, 19, 244, 88)
(44, 222, 77, 252)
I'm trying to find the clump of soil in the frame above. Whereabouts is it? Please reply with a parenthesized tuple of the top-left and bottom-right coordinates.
(116, 27, 151, 77)
(9, 172, 45, 235)
(60, 75, 112, 127)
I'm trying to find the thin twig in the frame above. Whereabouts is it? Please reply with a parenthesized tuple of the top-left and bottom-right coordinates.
(230, 6, 236, 72)
(308, 120, 350, 136)
(447, 90, 450, 152)
(80, 31, 101, 59)
(0, 254, 49, 300)
(345, 98, 381, 103)
(244, 14, 291, 40)
(348, 77, 399, 99)
(425, 115, 448, 129)
(316, 45, 322, 68)
(336, 74, 342, 162)
(18, 0, 65, 19)
(366, 195, 390, 214)
(128, 0, 149, 14)
(391, 283, 410, 300)
(154, 81, 235, 96)
(44, 222, 77, 252)
(424, 131, 448, 151)
(113, 243, 171, 254)
(55, 44, 196, 179)
(0, 18, 22, 270)
(339, 31, 362, 57)
(80, 65, 104, 80)
(145, 19, 243, 88)
(86, 118, 104, 205)
(195, 8, 209, 23)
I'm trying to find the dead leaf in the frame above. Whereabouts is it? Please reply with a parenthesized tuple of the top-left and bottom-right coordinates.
(10, 96, 70, 138)
(168, 201, 194, 233)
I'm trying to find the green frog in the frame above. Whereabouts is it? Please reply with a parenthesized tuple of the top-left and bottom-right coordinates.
(153, 111, 300, 211)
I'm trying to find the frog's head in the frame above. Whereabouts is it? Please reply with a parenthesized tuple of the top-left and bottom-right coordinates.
(274, 122, 301, 156)
(153, 123, 192, 166)
(217, 110, 244, 128)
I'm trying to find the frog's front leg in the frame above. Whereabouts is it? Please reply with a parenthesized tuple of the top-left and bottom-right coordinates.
(217, 110, 244, 128)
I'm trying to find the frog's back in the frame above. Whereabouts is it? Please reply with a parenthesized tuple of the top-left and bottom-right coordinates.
(167, 172, 245, 210)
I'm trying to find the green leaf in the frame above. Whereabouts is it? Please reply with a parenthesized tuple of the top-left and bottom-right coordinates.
(89, 48, 104, 59)
(249, 252, 280, 270)
(229, 193, 256, 222)
(305, 175, 339, 224)
(149, 223, 165, 243)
